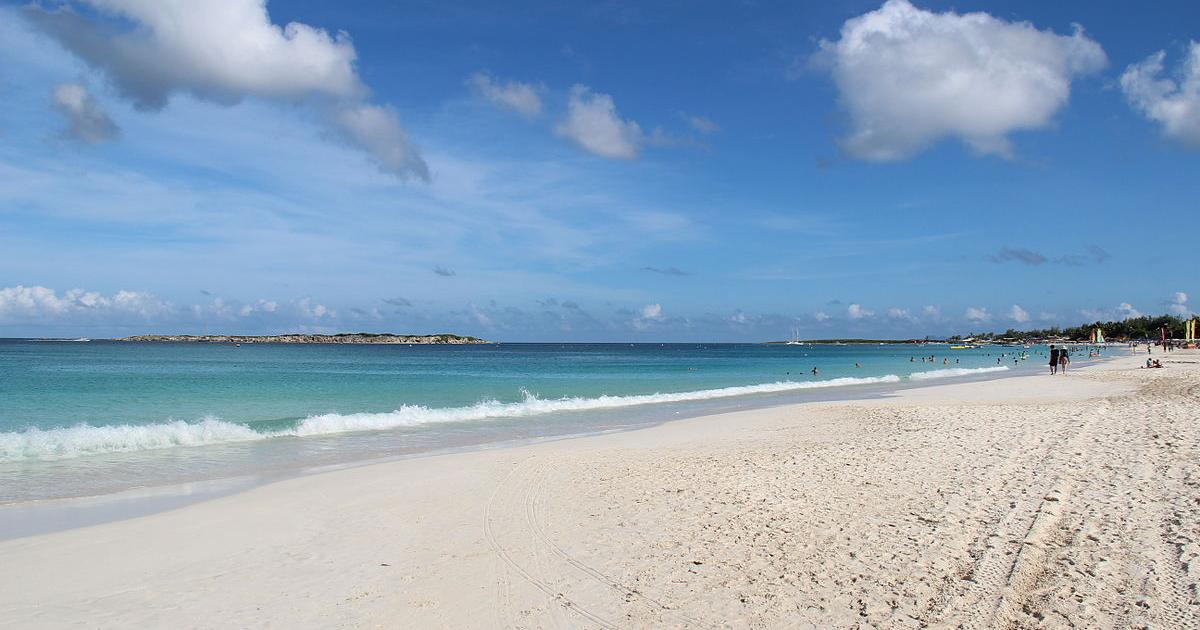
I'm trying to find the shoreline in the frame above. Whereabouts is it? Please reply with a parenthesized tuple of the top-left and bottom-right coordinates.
(3, 351, 1192, 627)
(0, 354, 1078, 538)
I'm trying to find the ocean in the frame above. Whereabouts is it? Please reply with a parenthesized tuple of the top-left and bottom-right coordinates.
(0, 340, 1061, 506)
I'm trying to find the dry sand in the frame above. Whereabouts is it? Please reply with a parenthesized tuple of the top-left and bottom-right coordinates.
(2, 351, 1198, 628)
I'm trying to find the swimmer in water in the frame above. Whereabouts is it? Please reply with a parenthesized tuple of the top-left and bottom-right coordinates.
(811, 367, 819, 375)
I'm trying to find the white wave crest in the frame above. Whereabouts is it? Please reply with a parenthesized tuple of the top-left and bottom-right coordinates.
(908, 366, 1009, 381)
(292, 375, 902, 436)
(1, 374, 902, 462)
(0, 417, 264, 462)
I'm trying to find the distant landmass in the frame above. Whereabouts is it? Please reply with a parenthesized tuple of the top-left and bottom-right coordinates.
(116, 333, 489, 344)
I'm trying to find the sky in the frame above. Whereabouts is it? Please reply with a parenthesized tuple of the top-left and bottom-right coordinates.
(0, 0, 1197, 341)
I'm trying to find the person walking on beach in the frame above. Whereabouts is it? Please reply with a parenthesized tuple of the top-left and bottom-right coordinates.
(1049, 345, 1059, 375)
(1058, 346, 1070, 374)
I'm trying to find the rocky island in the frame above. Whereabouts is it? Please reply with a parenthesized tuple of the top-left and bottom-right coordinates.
(116, 333, 490, 344)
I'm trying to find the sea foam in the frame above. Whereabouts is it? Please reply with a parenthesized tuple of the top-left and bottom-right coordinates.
(0, 374, 902, 462)
(908, 366, 1009, 380)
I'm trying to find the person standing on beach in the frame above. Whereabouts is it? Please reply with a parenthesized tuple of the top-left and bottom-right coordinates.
(1058, 346, 1070, 374)
(1049, 345, 1059, 375)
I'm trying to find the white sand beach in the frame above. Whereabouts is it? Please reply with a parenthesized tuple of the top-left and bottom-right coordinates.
(2, 351, 1198, 628)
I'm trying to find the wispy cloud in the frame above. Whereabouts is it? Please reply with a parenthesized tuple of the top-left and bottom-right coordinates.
(989, 245, 1110, 266)
(989, 247, 1048, 265)
(466, 72, 543, 118)
(641, 266, 690, 276)
(51, 82, 118, 143)
(433, 265, 457, 277)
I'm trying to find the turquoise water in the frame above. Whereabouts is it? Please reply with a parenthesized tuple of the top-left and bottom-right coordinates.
(0, 340, 1062, 503)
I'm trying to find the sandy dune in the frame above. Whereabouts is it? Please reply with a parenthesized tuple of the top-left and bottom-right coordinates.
(2, 352, 1198, 628)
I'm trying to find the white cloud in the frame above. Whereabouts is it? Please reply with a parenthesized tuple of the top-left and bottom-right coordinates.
(331, 104, 429, 181)
(1116, 302, 1141, 319)
(0, 285, 169, 319)
(922, 305, 941, 319)
(965, 306, 991, 322)
(1008, 304, 1030, 323)
(813, 311, 830, 322)
(847, 303, 873, 319)
(818, 0, 1105, 160)
(238, 299, 278, 317)
(24, 0, 428, 180)
(684, 114, 719, 134)
(293, 297, 333, 320)
(467, 72, 543, 118)
(886, 307, 914, 321)
(640, 303, 664, 320)
(1168, 292, 1189, 315)
(51, 82, 118, 143)
(556, 85, 644, 159)
(1121, 43, 1200, 147)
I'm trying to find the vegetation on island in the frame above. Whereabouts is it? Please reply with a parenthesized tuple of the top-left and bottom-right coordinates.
(952, 314, 1194, 343)
(768, 313, 1196, 345)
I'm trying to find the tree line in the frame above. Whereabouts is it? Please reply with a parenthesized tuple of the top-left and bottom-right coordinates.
(950, 314, 1195, 342)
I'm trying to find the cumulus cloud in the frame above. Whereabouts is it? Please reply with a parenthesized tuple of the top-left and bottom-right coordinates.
(0, 285, 169, 319)
(1121, 43, 1200, 147)
(965, 306, 991, 322)
(467, 72, 543, 118)
(293, 297, 333, 320)
(1008, 304, 1030, 323)
(238, 299, 278, 317)
(628, 303, 665, 330)
(922, 305, 942, 319)
(1168, 292, 1190, 315)
(23, 0, 428, 180)
(817, 0, 1105, 160)
(1116, 302, 1141, 319)
(813, 311, 831, 322)
(847, 303, 873, 319)
(556, 85, 645, 159)
(886, 307, 914, 321)
(51, 82, 119, 143)
(640, 303, 664, 320)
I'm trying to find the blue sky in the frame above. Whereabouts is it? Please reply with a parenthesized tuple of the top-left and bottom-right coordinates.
(0, 0, 1197, 341)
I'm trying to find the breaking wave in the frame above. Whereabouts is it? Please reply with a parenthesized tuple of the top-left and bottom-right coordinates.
(908, 366, 1010, 380)
(0, 374, 903, 462)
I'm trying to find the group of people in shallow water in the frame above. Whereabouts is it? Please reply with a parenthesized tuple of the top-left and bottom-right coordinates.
(1048, 344, 1071, 375)
(910, 355, 960, 365)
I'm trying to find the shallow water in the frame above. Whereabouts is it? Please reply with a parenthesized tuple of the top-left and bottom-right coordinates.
(0, 340, 1068, 503)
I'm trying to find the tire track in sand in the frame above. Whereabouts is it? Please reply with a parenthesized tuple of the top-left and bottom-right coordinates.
(484, 456, 618, 629)
(523, 459, 714, 629)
